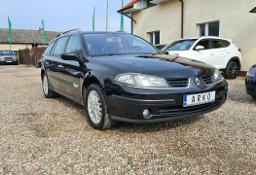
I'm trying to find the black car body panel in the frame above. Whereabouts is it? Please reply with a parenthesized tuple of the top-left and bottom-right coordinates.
(41, 31, 228, 126)
(245, 64, 256, 98)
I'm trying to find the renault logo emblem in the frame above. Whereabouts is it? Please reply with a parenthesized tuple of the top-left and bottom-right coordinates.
(195, 77, 201, 87)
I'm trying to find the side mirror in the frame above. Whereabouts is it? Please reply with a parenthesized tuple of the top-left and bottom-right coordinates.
(162, 51, 169, 55)
(61, 53, 81, 62)
(195, 45, 205, 51)
(36, 59, 42, 68)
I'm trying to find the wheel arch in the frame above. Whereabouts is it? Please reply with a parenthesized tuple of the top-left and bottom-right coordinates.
(82, 75, 105, 106)
(227, 57, 241, 70)
(41, 69, 45, 81)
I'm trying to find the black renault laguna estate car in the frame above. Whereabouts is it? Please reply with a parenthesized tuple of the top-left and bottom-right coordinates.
(245, 64, 256, 99)
(41, 30, 228, 130)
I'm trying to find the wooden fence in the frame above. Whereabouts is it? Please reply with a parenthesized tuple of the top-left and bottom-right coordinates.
(19, 47, 45, 66)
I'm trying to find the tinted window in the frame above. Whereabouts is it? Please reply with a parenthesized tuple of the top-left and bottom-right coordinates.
(195, 39, 210, 49)
(222, 40, 230, 47)
(52, 36, 69, 56)
(83, 33, 157, 56)
(44, 41, 55, 55)
(65, 36, 82, 56)
(211, 39, 230, 49)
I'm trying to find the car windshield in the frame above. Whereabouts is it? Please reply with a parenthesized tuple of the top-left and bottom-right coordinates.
(0, 50, 15, 55)
(83, 33, 158, 56)
(163, 39, 197, 51)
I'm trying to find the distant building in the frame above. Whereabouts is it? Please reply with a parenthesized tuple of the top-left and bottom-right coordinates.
(0, 28, 60, 51)
(118, 0, 256, 72)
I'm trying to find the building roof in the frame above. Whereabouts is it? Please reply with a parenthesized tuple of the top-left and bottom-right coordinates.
(249, 7, 256, 13)
(0, 28, 60, 44)
(117, 0, 139, 13)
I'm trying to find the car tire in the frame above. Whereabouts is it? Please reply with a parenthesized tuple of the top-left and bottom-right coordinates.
(224, 61, 239, 79)
(42, 73, 57, 98)
(84, 84, 115, 130)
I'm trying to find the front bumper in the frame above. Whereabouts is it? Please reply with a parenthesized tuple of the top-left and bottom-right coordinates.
(107, 80, 228, 123)
(245, 76, 256, 97)
(0, 59, 18, 64)
(0, 56, 18, 64)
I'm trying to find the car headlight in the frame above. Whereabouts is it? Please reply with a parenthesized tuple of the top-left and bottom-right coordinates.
(213, 69, 223, 82)
(247, 67, 256, 77)
(114, 73, 168, 88)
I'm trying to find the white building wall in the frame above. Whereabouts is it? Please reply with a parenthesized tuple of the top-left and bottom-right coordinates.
(131, 0, 256, 71)
(133, 0, 181, 44)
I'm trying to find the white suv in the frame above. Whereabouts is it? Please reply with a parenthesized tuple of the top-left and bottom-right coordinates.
(161, 36, 242, 79)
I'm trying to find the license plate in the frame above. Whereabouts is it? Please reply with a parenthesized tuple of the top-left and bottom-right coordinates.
(183, 91, 215, 107)
(6, 61, 12, 63)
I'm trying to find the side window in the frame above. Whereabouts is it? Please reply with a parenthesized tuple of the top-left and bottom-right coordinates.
(195, 39, 210, 50)
(44, 41, 55, 55)
(65, 36, 82, 56)
(52, 36, 69, 56)
(222, 40, 230, 47)
(211, 39, 230, 49)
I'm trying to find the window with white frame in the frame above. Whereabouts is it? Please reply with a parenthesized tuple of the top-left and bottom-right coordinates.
(148, 31, 160, 45)
(199, 21, 219, 36)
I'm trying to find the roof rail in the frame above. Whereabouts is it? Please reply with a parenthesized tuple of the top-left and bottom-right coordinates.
(56, 29, 81, 37)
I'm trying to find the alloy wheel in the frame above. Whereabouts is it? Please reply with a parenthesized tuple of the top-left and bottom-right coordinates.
(228, 62, 238, 79)
(43, 75, 49, 95)
(87, 90, 102, 125)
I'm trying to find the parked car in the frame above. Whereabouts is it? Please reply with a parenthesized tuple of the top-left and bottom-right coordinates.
(245, 64, 256, 99)
(41, 30, 228, 130)
(161, 36, 242, 79)
(0, 50, 18, 65)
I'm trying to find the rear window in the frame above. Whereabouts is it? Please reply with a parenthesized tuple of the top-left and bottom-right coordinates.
(0, 50, 15, 55)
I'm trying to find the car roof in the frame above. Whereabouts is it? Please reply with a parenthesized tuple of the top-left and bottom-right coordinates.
(175, 36, 232, 42)
(57, 30, 128, 37)
(49, 30, 129, 44)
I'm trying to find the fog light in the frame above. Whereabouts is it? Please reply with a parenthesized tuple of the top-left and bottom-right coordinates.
(143, 109, 151, 119)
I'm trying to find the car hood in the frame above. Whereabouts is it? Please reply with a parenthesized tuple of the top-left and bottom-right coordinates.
(91, 54, 215, 78)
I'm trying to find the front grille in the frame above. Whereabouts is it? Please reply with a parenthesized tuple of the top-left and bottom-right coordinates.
(154, 97, 225, 118)
(4, 57, 13, 60)
(202, 76, 213, 84)
(166, 78, 189, 88)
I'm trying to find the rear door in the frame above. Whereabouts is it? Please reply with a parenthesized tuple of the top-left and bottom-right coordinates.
(47, 36, 69, 93)
(43, 40, 61, 90)
(209, 39, 231, 69)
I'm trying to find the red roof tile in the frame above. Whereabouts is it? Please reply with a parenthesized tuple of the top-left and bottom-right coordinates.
(118, 0, 139, 13)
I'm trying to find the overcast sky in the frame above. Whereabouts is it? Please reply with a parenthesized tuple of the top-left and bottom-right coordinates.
(0, 0, 131, 32)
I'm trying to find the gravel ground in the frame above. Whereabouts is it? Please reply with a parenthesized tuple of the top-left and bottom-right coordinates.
(0, 65, 255, 175)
